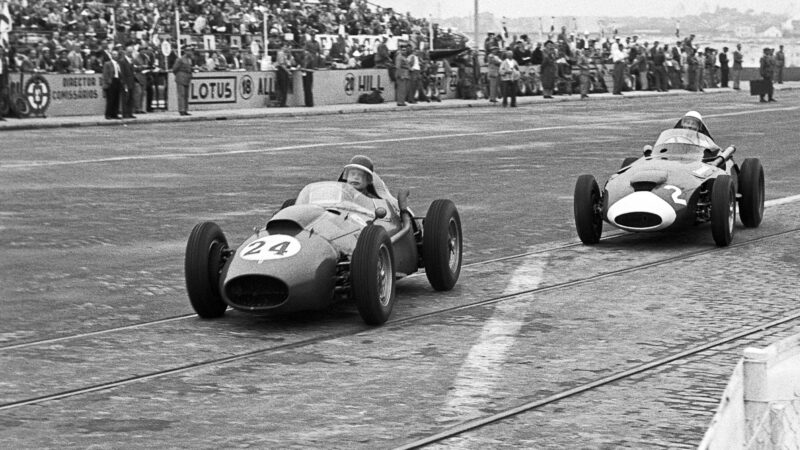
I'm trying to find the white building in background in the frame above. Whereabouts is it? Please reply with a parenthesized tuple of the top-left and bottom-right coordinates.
(760, 26, 783, 38)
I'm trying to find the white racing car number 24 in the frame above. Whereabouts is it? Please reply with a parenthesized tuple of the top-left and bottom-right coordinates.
(239, 235, 301, 261)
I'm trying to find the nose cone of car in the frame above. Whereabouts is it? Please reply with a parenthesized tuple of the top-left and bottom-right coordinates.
(607, 191, 676, 231)
(222, 232, 339, 312)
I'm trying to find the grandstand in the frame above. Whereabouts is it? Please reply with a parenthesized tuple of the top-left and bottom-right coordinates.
(0, 0, 466, 72)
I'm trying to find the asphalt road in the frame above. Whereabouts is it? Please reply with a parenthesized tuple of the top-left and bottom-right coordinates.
(1, 89, 799, 448)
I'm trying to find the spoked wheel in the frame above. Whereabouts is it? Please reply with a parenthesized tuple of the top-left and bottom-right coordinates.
(711, 175, 736, 247)
(423, 199, 463, 291)
(738, 158, 765, 228)
(185, 222, 229, 318)
(352, 225, 396, 325)
(574, 174, 603, 244)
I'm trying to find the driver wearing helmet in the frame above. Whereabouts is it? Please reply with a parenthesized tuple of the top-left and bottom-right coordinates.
(340, 155, 380, 197)
(338, 155, 400, 213)
(674, 110, 712, 138)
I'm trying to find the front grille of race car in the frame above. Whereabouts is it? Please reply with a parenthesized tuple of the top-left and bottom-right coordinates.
(631, 181, 658, 192)
(614, 212, 662, 228)
(225, 275, 289, 308)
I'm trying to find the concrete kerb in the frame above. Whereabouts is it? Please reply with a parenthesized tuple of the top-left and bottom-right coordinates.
(1, 81, 797, 131)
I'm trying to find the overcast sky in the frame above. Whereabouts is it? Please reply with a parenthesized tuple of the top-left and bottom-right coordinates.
(377, 0, 799, 19)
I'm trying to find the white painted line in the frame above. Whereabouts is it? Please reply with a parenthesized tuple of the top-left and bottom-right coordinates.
(4, 106, 798, 170)
(765, 195, 800, 207)
(440, 253, 549, 425)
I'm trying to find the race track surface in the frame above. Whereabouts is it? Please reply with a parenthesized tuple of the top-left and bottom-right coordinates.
(1, 89, 799, 448)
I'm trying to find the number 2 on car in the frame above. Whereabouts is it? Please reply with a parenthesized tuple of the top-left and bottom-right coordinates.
(239, 235, 302, 261)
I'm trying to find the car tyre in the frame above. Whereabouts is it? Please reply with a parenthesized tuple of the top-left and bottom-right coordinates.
(738, 158, 764, 228)
(423, 199, 463, 291)
(574, 174, 603, 244)
(352, 225, 396, 325)
(711, 175, 736, 247)
(185, 222, 228, 318)
(621, 157, 638, 169)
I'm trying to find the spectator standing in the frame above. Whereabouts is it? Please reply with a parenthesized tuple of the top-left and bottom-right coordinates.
(732, 44, 743, 90)
(540, 41, 557, 99)
(275, 43, 292, 107)
(696, 48, 705, 92)
(652, 44, 667, 92)
(499, 50, 519, 107)
(172, 46, 194, 116)
(719, 47, 729, 88)
(133, 47, 148, 114)
(775, 45, 785, 84)
(441, 57, 452, 99)
(139, 42, 155, 112)
(575, 49, 590, 98)
(486, 47, 501, 103)
(300, 49, 317, 107)
(394, 44, 409, 106)
(102, 49, 122, 120)
(407, 47, 420, 104)
(611, 39, 626, 95)
(119, 46, 136, 119)
(759, 47, 775, 103)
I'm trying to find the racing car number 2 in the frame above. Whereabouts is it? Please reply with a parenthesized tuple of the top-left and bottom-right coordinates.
(239, 235, 301, 261)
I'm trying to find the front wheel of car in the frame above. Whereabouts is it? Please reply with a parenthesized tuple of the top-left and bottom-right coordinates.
(738, 158, 764, 228)
(423, 199, 463, 291)
(352, 225, 396, 326)
(185, 222, 228, 318)
(574, 175, 603, 244)
(711, 175, 736, 247)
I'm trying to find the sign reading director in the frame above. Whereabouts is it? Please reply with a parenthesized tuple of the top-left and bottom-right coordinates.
(190, 77, 237, 104)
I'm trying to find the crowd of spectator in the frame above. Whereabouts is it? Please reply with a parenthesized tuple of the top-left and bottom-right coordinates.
(2, 0, 440, 73)
(473, 26, 787, 99)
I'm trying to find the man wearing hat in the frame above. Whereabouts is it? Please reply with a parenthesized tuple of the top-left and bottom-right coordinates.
(173, 45, 194, 115)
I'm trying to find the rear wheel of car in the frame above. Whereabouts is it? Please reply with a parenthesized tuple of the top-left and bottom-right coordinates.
(621, 157, 638, 169)
(423, 199, 463, 291)
(738, 158, 764, 228)
(711, 175, 736, 247)
(352, 225, 396, 325)
(574, 175, 603, 244)
(185, 222, 228, 318)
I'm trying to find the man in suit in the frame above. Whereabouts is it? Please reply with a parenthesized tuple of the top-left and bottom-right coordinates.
(394, 44, 409, 106)
(138, 42, 155, 112)
(732, 44, 743, 90)
(172, 46, 194, 116)
(775, 45, 785, 84)
(102, 49, 122, 119)
(119, 45, 137, 118)
(300, 48, 316, 107)
(759, 47, 776, 103)
(719, 47, 730, 88)
(133, 47, 149, 113)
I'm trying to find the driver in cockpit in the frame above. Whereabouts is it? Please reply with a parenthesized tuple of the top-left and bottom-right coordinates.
(338, 155, 400, 213)
(340, 155, 380, 198)
(674, 110, 712, 138)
